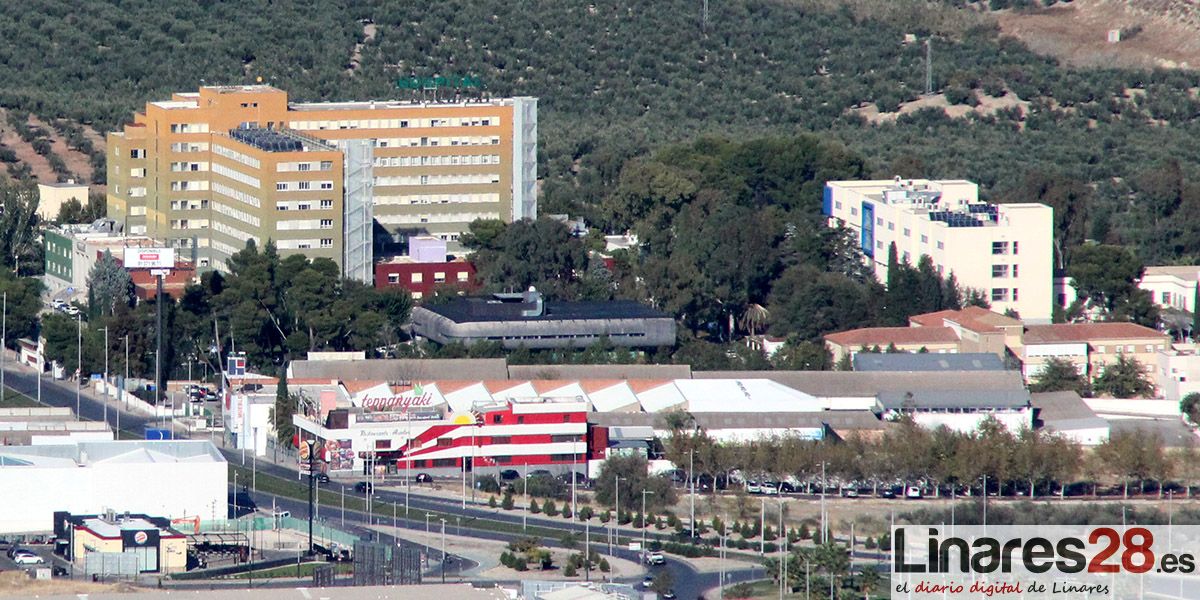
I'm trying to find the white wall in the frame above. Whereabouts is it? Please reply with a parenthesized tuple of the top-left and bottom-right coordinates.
(910, 410, 1031, 433)
(1049, 426, 1109, 447)
(1083, 398, 1179, 417)
(0, 458, 226, 534)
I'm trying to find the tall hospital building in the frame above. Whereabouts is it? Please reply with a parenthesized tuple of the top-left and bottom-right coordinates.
(106, 85, 537, 279)
(824, 179, 1054, 323)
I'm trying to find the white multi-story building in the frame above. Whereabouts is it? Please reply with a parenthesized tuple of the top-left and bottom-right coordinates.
(1139, 266, 1200, 313)
(824, 178, 1054, 323)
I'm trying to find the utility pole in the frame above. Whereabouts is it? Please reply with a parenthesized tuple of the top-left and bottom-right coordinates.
(702, 0, 709, 32)
(925, 38, 933, 95)
(75, 314, 81, 417)
(641, 490, 652, 552)
(101, 327, 109, 426)
(440, 518, 447, 583)
(155, 273, 164, 407)
(689, 449, 695, 539)
(307, 437, 315, 555)
(1, 291, 6, 407)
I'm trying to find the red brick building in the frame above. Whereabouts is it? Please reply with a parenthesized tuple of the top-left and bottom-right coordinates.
(374, 257, 476, 300)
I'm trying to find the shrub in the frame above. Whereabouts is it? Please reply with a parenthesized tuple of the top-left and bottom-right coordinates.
(667, 514, 680, 529)
(763, 542, 778, 553)
(735, 538, 750, 550)
(514, 557, 528, 571)
(564, 563, 577, 577)
(578, 506, 594, 521)
(529, 499, 541, 514)
(598, 558, 610, 573)
(502, 491, 514, 511)
(500, 551, 513, 567)
(655, 516, 666, 530)
(544, 500, 558, 516)
(599, 510, 610, 523)
(561, 505, 572, 519)
(488, 496, 498, 509)
(865, 537, 877, 550)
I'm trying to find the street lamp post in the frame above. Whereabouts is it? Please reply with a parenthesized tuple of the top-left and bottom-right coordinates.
(611, 475, 624, 555)
(75, 314, 81, 417)
(641, 490, 652, 552)
(440, 518, 448, 583)
(100, 327, 109, 426)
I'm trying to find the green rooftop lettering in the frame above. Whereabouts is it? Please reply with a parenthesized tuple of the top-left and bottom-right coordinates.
(396, 76, 483, 90)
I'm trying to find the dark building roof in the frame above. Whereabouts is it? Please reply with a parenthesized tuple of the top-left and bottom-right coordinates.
(289, 358, 508, 381)
(425, 292, 668, 324)
(693, 370, 1026, 397)
(508, 364, 692, 380)
(876, 389, 1030, 410)
(852, 353, 1005, 372)
(1031, 391, 1108, 431)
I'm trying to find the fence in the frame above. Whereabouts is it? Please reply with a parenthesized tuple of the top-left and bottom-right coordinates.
(199, 516, 359, 549)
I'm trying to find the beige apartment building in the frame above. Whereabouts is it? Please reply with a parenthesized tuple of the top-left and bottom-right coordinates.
(824, 179, 1054, 323)
(107, 85, 537, 279)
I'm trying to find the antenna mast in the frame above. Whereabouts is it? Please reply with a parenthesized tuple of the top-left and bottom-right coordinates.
(925, 38, 932, 95)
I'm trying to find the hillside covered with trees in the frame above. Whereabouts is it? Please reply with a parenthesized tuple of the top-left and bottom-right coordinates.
(5, 0, 1200, 365)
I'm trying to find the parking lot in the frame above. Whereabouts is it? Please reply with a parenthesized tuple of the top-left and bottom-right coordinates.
(0, 543, 57, 572)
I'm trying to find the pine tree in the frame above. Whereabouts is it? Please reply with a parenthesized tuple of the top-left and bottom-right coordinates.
(274, 366, 296, 444)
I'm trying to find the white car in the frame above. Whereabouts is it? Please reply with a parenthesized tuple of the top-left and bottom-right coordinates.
(645, 551, 666, 565)
(760, 482, 779, 495)
(64, 306, 80, 316)
(50, 299, 65, 309)
(905, 486, 923, 499)
(746, 481, 761, 494)
(13, 552, 43, 565)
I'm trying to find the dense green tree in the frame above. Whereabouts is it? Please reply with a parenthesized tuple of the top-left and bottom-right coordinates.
(464, 217, 589, 300)
(1029, 357, 1089, 395)
(1067, 245, 1145, 314)
(86, 250, 133, 317)
(1181, 392, 1200, 427)
(592, 454, 677, 513)
(1093, 354, 1155, 398)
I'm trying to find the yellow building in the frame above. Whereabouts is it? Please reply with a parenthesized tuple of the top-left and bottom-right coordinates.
(36, 180, 90, 221)
(58, 512, 188, 574)
(107, 85, 537, 279)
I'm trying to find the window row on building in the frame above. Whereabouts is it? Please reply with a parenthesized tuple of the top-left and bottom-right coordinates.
(276, 218, 334, 231)
(275, 180, 335, 191)
(375, 212, 500, 225)
(373, 193, 501, 206)
(289, 116, 500, 131)
(276, 160, 335, 172)
(373, 154, 501, 168)
(276, 238, 335, 250)
(212, 182, 262, 208)
(211, 163, 260, 189)
(213, 201, 261, 227)
(373, 173, 501, 187)
(212, 144, 261, 169)
(371, 136, 502, 149)
(275, 199, 335, 211)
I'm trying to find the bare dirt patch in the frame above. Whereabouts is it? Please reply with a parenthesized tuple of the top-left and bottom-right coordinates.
(0, 109, 56, 184)
(997, 0, 1200, 69)
(29, 115, 93, 184)
(0, 569, 143, 597)
(852, 91, 1030, 125)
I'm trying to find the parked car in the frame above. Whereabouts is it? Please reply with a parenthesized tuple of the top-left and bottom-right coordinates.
(500, 469, 520, 481)
(529, 469, 553, 479)
(415, 473, 433, 483)
(880, 488, 897, 499)
(50, 299, 65, 309)
(271, 510, 291, 519)
(661, 590, 677, 599)
(760, 482, 779, 495)
(354, 481, 374, 494)
(64, 305, 80, 316)
(642, 575, 655, 588)
(645, 551, 666, 565)
(842, 488, 859, 498)
(13, 551, 43, 565)
(746, 481, 761, 494)
(905, 486, 923, 499)
(778, 481, 797, 494)
(309, 472, 330, 484)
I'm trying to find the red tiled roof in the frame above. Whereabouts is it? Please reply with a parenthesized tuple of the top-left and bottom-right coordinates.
(626, 379, 673, 394)
(908, 306, 1019, 333)
(824, 327, 961, 347)
(433, 380, 480, 395)
(1024, 323, 1169, 344)
(342, 380, 387, 394)
(580, 379, 626, 393)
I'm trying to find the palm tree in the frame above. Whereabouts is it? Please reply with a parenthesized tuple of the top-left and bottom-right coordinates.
(739, 303, 770, 337)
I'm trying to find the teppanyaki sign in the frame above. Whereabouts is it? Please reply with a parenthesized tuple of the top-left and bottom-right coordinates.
(360, 393, 438, 412)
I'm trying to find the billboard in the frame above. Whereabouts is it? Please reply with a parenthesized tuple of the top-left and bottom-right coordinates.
(325, 439, 355, 471)
(123, 247, 175, 269)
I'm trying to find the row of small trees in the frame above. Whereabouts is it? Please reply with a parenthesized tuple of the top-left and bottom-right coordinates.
(662, 411, 1189, 500)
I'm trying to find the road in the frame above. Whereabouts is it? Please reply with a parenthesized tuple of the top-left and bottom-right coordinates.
(3, 361, 762, 597)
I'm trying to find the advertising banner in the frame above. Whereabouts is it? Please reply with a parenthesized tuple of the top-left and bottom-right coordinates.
(123, 247, 175, 269)
(892, 525, 1200, 599)
(325, 439, 355, 471)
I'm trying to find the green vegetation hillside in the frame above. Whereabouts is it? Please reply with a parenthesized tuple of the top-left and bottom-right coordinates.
(5, 0, 1200, 363)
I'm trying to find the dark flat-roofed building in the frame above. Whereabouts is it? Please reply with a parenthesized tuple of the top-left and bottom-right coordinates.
(852, 352, 1005, 372)
(411, 288, 676, 349)
(1031, 391, 1109, 445)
